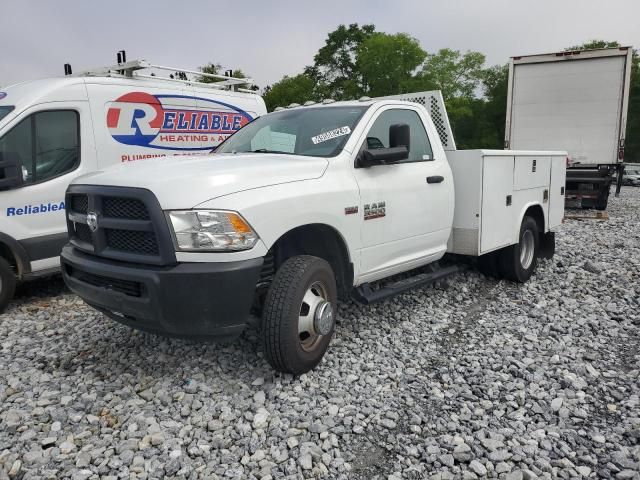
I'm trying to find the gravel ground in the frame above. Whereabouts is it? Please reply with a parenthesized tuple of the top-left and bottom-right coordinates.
(1, 188, 639, 480)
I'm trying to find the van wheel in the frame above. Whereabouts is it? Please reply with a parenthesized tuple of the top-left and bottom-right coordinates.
(499, 216, 539, 283)
(262, 255, 337, 374)
(0, 257, 17, 314)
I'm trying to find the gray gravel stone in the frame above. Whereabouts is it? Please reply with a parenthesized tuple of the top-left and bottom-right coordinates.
(1, 188, 640, 479)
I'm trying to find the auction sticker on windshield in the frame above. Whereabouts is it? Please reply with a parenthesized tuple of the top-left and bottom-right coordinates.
(311, 126, 351, 145)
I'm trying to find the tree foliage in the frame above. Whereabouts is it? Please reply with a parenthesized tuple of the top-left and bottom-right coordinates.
(262, 74, 317, 112)
(418, 49, 486, 99)
(304, 23, 376, 99)
(357, 33, 426, 97)
(197, 63, 248, 85)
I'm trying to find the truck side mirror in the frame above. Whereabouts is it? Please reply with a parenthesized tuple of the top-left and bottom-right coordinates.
(390, 123, 410, 151)
(0, 152, 25, 191)
(357, 146, 409, 168)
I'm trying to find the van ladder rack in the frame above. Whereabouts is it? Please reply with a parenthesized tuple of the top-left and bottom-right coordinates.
(76, 59, 255, 92)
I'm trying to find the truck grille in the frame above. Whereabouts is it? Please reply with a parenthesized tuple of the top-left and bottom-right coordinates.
(103, 197, 150, 220)
(70, 194, 88, 214)
(66, 186, 176, 266)
(106, 229, 159, 255)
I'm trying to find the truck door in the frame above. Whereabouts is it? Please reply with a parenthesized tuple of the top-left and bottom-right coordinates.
(352, 106, 452, 282)
(0, 102, 96, 271)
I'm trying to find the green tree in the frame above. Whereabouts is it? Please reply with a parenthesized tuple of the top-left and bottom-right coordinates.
(479, 64, 509, 149)
(263, 74, 316, 111)
(565, 40, 621, 51)
(197, 63, 249, 85)
(197, 62, 222, 82)
(627, 52, 640, 163)
(356, 32, 426, 97)
(305, 23, 376, 99)
(417, 49, 486, 99)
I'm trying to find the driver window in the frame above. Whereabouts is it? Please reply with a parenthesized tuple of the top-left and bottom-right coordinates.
(364, 109, 434, 162)
(0, 110, 79, 185)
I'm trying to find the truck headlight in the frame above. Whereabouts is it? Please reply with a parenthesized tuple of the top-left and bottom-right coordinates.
(167, 210, 258, 251)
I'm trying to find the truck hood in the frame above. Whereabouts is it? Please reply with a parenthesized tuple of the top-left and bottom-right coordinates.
(74, 153, 328, 209)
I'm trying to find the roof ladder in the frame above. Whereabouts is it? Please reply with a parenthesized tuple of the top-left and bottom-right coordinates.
(68, 50, 256, 92)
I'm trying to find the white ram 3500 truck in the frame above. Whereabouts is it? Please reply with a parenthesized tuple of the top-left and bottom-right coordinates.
(60, 98, 566, 373)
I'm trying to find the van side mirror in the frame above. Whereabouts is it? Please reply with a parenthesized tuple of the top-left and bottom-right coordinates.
(0, 152, 25, 190)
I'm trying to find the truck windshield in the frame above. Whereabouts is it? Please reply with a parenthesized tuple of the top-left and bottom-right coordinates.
(0, 106, 14, 122)
(215, 106, 368, 158)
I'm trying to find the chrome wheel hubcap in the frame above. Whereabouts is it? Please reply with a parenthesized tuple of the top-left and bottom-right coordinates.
(520, 230, 535, 269)
(298, 281, 332, 351)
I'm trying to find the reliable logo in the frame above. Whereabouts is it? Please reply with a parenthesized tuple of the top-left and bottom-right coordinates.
(106, 92, 253, 151)
(6, 202, 65, 217)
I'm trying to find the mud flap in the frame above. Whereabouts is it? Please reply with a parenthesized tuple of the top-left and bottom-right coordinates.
(539, 232, 555, 259)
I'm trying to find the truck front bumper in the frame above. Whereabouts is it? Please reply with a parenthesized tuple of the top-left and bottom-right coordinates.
(61, 245, 263, 339)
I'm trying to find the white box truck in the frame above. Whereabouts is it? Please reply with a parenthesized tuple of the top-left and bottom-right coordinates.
(59, 93, 566, 373)
(0, 54, 266, 312)
(505, 47, 633, 210)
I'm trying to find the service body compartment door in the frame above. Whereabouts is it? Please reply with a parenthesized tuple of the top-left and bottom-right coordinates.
(513, 155, 551, 190)
(548, 155, 566, 229)
(480, 156, 515, 253)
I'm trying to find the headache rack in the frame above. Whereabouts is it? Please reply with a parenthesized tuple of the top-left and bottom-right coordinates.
(63, 50, 257, 93)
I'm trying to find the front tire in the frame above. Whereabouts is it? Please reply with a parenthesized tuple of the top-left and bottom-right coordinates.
(499, 216, 539, 283)
(262, 255, 337, 374)
(0, 257, 17, 314)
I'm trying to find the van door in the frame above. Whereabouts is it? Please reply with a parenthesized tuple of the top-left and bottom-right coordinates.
(0, 102, 96, 272)
(352, 106, 453, 282)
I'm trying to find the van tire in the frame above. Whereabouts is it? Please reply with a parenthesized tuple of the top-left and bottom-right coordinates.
(261, 255, 337, 375)
(499, 216, 539, 283)
(0, 257, 16, 314)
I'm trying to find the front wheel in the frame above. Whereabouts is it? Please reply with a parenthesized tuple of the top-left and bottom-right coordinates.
(0, 257, 17, 314)
(261, 255, 337, 374)
(499, 216, 539, 283)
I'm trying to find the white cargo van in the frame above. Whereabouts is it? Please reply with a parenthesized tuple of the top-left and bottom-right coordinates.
(0, 58, 267, 311)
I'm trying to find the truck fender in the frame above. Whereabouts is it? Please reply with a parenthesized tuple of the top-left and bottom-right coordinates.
(514, 202, 547, 240)
(0, 232, 31, 278)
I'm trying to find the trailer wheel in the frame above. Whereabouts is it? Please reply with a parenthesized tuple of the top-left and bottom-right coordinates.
(499, 216, 539, 283)
(0, 257, 17, 314)
(595, 190, 609, 210)
(261, 255, 337, 374)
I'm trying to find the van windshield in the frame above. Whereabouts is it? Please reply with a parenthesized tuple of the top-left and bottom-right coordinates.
(215, 106, 368, 158)
(0, 106, 14, 122)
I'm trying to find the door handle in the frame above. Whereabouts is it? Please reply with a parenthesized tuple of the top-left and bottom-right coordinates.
(427, 175, 444, 184)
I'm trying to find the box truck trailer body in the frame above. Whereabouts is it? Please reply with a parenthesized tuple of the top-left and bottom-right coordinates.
(505, 47, 633, 209)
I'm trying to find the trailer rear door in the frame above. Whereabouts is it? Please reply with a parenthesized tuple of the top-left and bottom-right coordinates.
(506, 49, 632, 166)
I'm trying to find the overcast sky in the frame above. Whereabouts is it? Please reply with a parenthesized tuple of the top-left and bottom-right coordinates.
(2, 0, 639, 89)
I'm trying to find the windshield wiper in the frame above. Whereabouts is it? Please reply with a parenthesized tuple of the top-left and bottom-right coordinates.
(250, 149, 290, 154)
